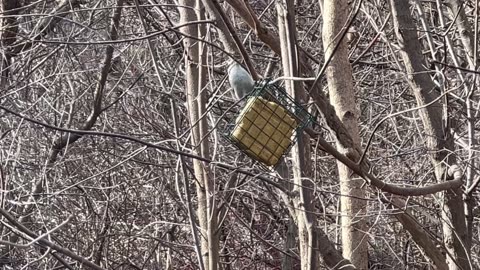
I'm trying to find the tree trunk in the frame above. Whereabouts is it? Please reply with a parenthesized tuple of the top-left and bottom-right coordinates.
(322, 1, 368, 269)
(443, 0, 477, 251)
(277, 1, 318, 269)
(179, 1, 218, 269)
(390, 1, 469, 269)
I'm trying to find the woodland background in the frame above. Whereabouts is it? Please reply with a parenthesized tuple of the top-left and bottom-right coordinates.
(0, 0, 479, 269)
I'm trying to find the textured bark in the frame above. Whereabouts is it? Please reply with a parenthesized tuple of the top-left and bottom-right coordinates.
(277, 1, 318, 268)
(443, 0, 477, 251)
(179, 1, 218, 269)
(322, 1, 368, 269)
(390, 1, 469, 269)
(197, 3, 219, 269)
(315, 227, 356, 269)
(282, 219, 297, 270)
(178, 0, 203, 264)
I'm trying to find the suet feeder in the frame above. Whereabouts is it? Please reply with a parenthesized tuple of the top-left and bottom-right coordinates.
(225, 79, 314, 167)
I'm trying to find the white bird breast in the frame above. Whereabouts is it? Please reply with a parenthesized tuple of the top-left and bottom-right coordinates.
(228, 63, 254, 101)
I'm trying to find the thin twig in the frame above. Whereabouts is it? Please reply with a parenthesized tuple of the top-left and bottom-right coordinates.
(0, 215, 73, 248)
(132, 0, 168, 92)
(0, 208, 105, 270)
(0, 105, 464, 197)
(358, 80, 451, 166)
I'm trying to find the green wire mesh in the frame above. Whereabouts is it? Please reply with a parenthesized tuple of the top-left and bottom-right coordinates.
(225, 79, 314, 167)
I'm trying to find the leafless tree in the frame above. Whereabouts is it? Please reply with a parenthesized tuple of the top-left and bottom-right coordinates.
(0, 0, 479, 269)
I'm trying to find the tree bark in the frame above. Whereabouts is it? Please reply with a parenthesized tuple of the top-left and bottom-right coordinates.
(179, 1, 219, 269)
(277, 1, 318, 268)
(443, 0, 477, 251)
(322, 1, 368, 269)
(390, 1, 469, 269)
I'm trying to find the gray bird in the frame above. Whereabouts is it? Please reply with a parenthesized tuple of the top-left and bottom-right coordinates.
(228, 62, 254, 101)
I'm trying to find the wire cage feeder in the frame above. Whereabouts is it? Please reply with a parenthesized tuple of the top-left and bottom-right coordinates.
(225, 79, 314, 168)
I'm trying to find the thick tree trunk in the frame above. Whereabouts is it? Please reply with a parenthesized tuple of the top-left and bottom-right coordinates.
(390, 1, 469, 269)
(322, 1, 368, 269)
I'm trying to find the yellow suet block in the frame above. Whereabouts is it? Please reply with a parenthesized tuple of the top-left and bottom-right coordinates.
(232, 97, 297, 166)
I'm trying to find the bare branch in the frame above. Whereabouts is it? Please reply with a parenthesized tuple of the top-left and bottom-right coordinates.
(0, 208, 105, 270)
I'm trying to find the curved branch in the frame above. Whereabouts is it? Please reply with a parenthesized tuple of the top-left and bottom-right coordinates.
(314, 133, 463, 196)
(224, 0, 464, 197)
(0, 105, 463, 196)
